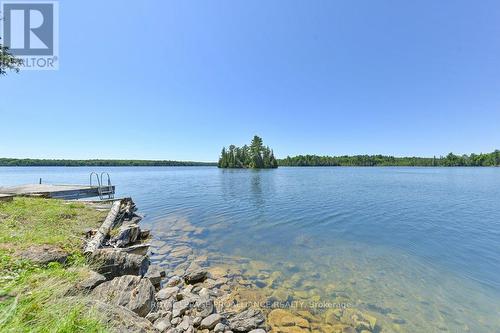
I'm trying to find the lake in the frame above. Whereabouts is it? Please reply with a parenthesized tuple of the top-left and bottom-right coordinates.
(1, 166, 499, 332)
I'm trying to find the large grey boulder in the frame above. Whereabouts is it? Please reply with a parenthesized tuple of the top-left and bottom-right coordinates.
(91, 249, 149, 279)
(228, 309, 266, 332)
(89, 300, 156, 333)
(92, 275, 155, 317)
(110, 224, 141, 247)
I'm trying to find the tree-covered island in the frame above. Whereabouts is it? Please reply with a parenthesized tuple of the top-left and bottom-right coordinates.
(218, 135, 278, 168)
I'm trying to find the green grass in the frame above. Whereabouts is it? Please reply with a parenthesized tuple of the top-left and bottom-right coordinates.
(0, 198, 110, 333)
(0, 197, 106, 253)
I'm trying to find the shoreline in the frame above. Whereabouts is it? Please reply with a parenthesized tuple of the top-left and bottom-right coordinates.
(0, 196, 375, 332)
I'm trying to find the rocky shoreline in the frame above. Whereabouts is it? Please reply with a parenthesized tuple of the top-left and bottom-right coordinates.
(75, 198, 379, 333)
(78, 198, 268, 333)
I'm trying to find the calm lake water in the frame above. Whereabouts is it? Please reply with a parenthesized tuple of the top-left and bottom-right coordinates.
(1, 166, 500, 332)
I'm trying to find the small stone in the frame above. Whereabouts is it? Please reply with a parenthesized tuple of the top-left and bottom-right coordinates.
(342, 327, 357, 333)
(160, 299, 174, 312)
(193, 316, 202, 326)
(172, 299, 190, 318)
(145, 312, 160, 323)
(157, 287, 179, 300)
(200, 313, 222, 329)
(184, 269, 208, 284)
(166, 275, 182, 287)
(248, 330, 266, 333)
(179, 286, 197, 300)
(154, 319, 171, 331)
(214, 322, 226, 332)
(171, 317, 181, 325)
(193, 298, 214, 317)
(178, 316, 192, 330)
(198, 287, 210, 298)
(145, 264, 165, 288)
(140, 229, 151, 239)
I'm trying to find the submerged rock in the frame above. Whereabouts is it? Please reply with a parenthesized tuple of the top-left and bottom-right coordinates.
(184, 269, 208, 284)
(228, 309, 266, 332)
(92, 275, 155, 317)
(339, 308, 377, 331)
(117, 243, 151, 256)
(268, 309, 310, 328)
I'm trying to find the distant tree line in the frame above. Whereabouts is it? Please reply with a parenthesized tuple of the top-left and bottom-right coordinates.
(2, 150, 498, 168)
(0, 158, 216, 167)
(278, 150, 500, 167)
(218, 135, 278, 168)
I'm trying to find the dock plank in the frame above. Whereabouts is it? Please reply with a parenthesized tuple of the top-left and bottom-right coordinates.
(0, 194, 14, 202)
(0, 184, 115, 200)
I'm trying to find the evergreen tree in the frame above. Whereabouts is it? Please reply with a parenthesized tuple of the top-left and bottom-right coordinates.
(0, 37, 23, 76)
(217, 135, 278, 169)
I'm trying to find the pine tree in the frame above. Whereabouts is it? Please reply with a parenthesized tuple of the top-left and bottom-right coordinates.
(218, 135, 278, 169)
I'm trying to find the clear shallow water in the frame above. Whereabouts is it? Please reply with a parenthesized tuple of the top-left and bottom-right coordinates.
(1, 166, 500, 332)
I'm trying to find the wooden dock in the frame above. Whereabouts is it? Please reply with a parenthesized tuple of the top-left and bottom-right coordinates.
(0, 194, 14, 202)
(0, 184, 115, 200)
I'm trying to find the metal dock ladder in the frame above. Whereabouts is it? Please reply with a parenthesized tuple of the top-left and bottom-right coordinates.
(89, 172, 115, 200)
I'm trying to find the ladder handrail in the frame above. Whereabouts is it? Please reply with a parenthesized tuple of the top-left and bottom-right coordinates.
(89, 172, 101, 188)
(99, 172, 114, 199)
(100, 172, 111, 187)
(89, 172, 114, 200)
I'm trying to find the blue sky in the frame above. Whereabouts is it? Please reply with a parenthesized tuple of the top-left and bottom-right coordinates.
(1, 0, 499, 162)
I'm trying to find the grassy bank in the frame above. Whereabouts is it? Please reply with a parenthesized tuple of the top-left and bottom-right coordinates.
(0, 197, 109, 333)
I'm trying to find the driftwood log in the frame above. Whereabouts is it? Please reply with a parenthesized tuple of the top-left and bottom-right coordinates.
(84, 200, 122, 254)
